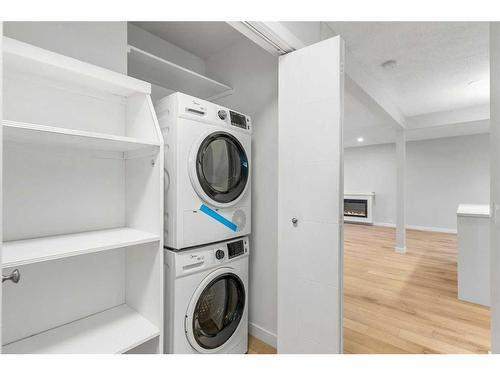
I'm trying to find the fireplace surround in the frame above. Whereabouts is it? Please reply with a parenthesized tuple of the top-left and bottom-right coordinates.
(344, 193, 374, 224)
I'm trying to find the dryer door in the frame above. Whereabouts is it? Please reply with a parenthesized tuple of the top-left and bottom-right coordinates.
(191, 131, 249, 207)
(185, 268, 246, 353)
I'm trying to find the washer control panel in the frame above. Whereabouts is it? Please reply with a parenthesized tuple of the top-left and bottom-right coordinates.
(213, 238, 249, 263)
(227, 239, 245, 259)
(172, 237, 249, 277)
(229, 110, 251, 131)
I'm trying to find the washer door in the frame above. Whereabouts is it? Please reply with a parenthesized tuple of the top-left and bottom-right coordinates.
(185, 268, 246, 353)
(190, 131, 249, 208)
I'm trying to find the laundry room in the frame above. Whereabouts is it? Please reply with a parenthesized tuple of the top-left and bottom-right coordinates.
(0, 21, 280, 355)
(2, 10, 500, 369)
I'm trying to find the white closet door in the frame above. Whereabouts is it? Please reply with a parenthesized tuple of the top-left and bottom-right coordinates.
(277, 36, 344, 353)
(491, 21, 500, 354)
(1, 22, 3, 352)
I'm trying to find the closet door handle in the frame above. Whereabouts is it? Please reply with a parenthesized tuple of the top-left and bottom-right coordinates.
(2, 269, 21, 284)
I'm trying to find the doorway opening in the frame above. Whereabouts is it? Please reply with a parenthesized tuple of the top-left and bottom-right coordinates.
(339, 21, 491, 354)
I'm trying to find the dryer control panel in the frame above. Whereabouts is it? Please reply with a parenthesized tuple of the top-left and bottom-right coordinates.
(156, 92, 252, 134)
(170, 237, 249, 278)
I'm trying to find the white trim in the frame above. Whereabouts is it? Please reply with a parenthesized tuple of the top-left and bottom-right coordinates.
(407, 225, 457, 234)
(373, 222, 457, 234)
(345, 192, 375, 196)
(373, 222, 396, 228)
(248, 322, 277, 348)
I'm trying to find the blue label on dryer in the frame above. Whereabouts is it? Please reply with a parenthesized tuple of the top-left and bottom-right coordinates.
(199, 204, 238, 232)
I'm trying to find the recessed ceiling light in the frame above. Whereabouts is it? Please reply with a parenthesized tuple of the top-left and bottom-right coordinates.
(357, 137, 364, 143)
(381, 59, 397, 69)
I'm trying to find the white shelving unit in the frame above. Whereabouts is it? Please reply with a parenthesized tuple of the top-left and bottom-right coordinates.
(2, 305, 160, 354)
(2, 228, 160, 268)
(127, 45, 233, 101)
(1, 37, 164, 354)
(3, 37, 150, 97)
(3, 120, 161, 153)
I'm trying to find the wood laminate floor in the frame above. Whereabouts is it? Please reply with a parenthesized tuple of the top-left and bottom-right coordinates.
(343, 224, 490, 354)
(248, 335, 277, 354)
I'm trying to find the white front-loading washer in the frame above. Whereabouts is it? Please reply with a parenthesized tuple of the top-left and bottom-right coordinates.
(156, 92, 251, 250)
(164, 237, 249, 354)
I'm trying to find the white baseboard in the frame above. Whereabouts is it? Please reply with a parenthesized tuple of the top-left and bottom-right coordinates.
(373, 222, 457, 234)
(407, 224, 457, 234)
(373, 222, 396, 228)
(395, 246, 407, 253)
(249, 322, 277, 348)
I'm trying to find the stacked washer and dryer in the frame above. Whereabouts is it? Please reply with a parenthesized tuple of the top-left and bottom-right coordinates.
(156, 92, 252, 354)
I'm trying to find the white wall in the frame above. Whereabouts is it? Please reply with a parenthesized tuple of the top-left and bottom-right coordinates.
(205, 38, 279, 346)
(345, 134, 490, 232)
(344, 143, 397, 224)
(407, 134, 490, 231)
(3, 22, 127, 74)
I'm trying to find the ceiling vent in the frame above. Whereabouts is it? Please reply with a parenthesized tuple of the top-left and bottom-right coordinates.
(227, 22, 304, 56)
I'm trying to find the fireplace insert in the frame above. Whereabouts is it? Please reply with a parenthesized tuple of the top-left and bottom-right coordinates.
(344, 199, 368, 218)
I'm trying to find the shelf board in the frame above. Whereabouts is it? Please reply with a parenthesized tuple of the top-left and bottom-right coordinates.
(3, 37, 150, 97)
(2, 227, 160, 268)
(3, 120, 161, 153)
(127, 45, 233, 100)
(2, 305, 160, 354)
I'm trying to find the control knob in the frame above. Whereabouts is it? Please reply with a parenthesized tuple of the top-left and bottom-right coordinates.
(215, 250, 225, 260)
(218, 110, 227, 120)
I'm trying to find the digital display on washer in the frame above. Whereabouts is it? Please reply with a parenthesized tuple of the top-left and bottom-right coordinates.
(230, 111, 247, 129)
(227, 240, 244, 259)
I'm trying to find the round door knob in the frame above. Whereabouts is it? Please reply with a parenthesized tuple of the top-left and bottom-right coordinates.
(291, 218, 298, 225)
(215, 250, 225, 260)
(2, 269, 20, 284)
(218, 110, 227, 120)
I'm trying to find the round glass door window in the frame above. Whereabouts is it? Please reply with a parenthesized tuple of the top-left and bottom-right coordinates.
(191, 273, 246, 350)
(196, 132, 249, 204)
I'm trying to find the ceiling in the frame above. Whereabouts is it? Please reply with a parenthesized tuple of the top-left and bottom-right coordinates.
(327, 22, 490, 117)
(130, 21, 490, 148)
(344, 90, 396, 148)
(131, 21, 244, 60)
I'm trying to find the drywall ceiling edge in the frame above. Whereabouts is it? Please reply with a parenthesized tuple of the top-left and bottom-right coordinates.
(228, 21, 407, 129)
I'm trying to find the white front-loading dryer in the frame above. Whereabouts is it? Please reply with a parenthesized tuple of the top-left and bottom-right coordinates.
(156, 92, 251, 250)
(164, 237, 249, 354)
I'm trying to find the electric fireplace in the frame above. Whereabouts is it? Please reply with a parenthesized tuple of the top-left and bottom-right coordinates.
(344, 199, 368, 218)
(344, 193, 374, 224)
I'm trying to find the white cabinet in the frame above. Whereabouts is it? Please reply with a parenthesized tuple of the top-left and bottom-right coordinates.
(457, 204, 490, 306)
(1, 37, 163, 353)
